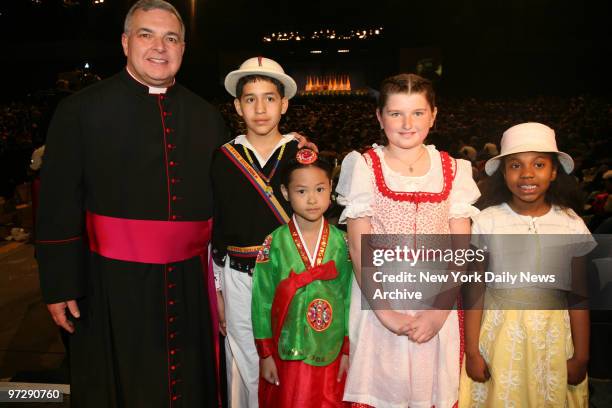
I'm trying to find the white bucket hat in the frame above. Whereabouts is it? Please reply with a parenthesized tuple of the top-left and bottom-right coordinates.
(224, 56, 297, 99)
(485, 122, 574, 176)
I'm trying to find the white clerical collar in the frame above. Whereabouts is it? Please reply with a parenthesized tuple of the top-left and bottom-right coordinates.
(126, 67, 174, 94)
(292, 214, 324, 268)
(234, 134, 295, 168)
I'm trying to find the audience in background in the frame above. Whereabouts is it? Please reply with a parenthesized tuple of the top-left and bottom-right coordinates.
(2, 93, 611, 230)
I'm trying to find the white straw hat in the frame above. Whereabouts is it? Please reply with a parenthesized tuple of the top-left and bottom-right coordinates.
(485, 122, 574, 176)
(224, 56, 297, 99)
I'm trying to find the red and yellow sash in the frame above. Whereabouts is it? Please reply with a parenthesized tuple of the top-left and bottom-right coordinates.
(220, 143, 290, 224)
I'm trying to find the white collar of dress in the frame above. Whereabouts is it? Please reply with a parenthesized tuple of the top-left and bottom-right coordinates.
(291, 214, 325, 268)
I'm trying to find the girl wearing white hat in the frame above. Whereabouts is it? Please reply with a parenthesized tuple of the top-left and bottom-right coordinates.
(460, 122, 595, 407)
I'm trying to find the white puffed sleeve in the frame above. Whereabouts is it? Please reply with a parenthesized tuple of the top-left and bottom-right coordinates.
(448, 158, 481, 219)
(336, 151, 374, 224)
(567, 210, 598, 257)
(469, 211, 488, 250)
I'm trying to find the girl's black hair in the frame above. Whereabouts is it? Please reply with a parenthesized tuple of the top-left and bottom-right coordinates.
(476, 154, 584, 213)
(280, 152, 333, 187)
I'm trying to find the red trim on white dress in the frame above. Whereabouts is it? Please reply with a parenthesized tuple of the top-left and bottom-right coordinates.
(364, 148, 455, 203)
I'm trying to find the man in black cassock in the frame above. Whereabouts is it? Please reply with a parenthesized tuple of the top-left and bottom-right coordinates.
(36, 1, 224, 406)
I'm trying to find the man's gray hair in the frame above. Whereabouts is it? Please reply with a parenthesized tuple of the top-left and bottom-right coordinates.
(124, 0, 185, 40)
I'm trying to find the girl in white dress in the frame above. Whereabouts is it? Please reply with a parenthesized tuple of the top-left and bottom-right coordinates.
(336, 73, 480, 408)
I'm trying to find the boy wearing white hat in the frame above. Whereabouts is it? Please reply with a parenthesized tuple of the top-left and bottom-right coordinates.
(211, 57, 301, 408)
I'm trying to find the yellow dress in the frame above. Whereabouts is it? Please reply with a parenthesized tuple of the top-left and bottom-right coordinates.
(459, 203, 595, 408)
(458, 289, 588, 407)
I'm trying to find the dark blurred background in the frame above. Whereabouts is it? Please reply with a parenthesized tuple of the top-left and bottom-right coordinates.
(1, 0, 610, 100)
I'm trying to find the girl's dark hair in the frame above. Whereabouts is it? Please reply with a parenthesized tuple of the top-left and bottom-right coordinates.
(476, 154, 584, 213)
(377, 73, 436, 112)
(280, 152, 333, 187)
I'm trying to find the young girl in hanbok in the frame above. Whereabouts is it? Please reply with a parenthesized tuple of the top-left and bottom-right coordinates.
(251, 149, 352, 408)
(459, 122, 595, 407)
(336, 73, 481, 407)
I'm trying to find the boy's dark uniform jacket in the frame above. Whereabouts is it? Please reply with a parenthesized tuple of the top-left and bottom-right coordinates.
(36, 69, 226, 407)
(210, 139, 298, 271)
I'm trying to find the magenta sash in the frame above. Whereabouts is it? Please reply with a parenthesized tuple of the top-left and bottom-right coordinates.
(86, 211, 211, 264)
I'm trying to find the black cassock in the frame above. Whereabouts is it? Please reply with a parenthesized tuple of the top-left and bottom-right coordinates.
(36, 70, 226, 407)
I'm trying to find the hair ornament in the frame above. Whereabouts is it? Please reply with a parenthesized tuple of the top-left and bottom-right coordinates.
(296, 148, 318, 165)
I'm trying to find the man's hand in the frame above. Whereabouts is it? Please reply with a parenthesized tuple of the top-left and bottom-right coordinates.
(465, 352, 491, 383)
(216, 290, 227, 336)
(47, 300, 80, 333)
(407, 309, 450, 343)
(291, 133, 318, 152)
(337, 354, 349, 382)
(260, 356, 279, 386)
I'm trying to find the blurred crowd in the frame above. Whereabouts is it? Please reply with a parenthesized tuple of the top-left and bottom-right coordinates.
(2, 92, 610, 230)
(0, 102, 46, 199)
(219, 94, 612, 230)
(0, 74, 94, 202)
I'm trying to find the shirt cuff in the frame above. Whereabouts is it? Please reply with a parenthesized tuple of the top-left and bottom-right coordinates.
(255, 338, 275, 359)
